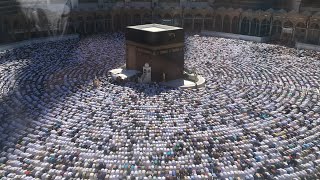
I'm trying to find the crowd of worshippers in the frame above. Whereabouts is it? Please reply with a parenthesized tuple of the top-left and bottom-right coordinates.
(0, 33, 320, 179)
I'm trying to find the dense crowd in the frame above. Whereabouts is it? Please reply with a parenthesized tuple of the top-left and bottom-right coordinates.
(0, 33, 320, 179)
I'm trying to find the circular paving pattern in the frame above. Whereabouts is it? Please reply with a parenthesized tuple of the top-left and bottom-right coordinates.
(0, 33, 320, 179)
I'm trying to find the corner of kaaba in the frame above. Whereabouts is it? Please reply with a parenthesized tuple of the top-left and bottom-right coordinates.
(125, 24, 185, 82)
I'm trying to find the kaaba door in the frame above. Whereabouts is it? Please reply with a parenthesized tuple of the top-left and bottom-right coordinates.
(126, 45, 137, 70)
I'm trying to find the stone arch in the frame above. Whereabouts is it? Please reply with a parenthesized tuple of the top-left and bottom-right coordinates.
(0, 19, 2, 33)
(307, 23, 320, 44)
(194, 14, 203, 32)
(154, 14, 162, 24)
(260, 19, 270, 36)
(65, 15, 73, 34)
(105, 13, 112, 31)
(173, 14, 182, 27)
(133, 14, 141, 25)
(223, 15, 231, 33)
(184, 13, 193, 18)
(37, 9, 49, 29)
(183, 13, 193, 31)
(280, 20, 294, 41)
(1, 19, 12, 42)
(271, 20, 282, 36)
(86, 16, 95, 34)
(96, 14, 105, 33)
(163, 13, 173, 25)
(215, 15, 222, 32)
(68, 17, 76, 33)
(28, 18, 37, 37)
(113, 14, 121, 31)
(142, 13, 152, 24)
(295, 22, 306, 42)
(194, 14, 203, 18)
(283, 20, 293, 28)
(55, 18, 62, 33)
(231, 16, 239, 33)
(10, 19, 23, 40)
(13, 19, 21, 31)
(163, 13, 172, 19)
(63, 17, 71, 34)
(122, 12, 131, 27)
(204, 14, 213, 31)
(240, 17, 250, 35)
(250, 18, 259, 36)
(76, 16, 85, 34)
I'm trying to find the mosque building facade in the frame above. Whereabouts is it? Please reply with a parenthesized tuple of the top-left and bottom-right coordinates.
(0, 0, 320, 45)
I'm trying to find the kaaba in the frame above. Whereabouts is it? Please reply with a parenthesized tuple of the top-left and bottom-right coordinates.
(125, 24, 185, 82)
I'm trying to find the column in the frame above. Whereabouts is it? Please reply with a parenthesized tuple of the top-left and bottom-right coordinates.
(106, 18, 110, 32)
(83, 19, 87, 34)
(248, 21, 251, 35)
(255, 21, 262, 36)
(192, 18, 194, 31)
(238, 18, 242, 33)
(9, 21, 15, 41)
(74, 21, 77, 34)
(0, 19, 2, 33)
(103, 18, 106, 32)
(230, 18, 233, 33)
(151, 10, 154, 23)
(269, 19, 273, 36)
(140, 15, 143, 25)
(111, 15, 114, 32)
(259, 21, 262, 36)
(121, 14, 124, 30)
(292, 25, 296, 41)
(221, 17, 224, 32)
(181, 17, 184, 28)
(202, 19, 204, 31)
(304, 23, 309, 43)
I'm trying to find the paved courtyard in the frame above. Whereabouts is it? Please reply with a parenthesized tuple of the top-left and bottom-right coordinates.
(0, 33, 320, 179)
